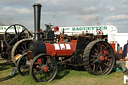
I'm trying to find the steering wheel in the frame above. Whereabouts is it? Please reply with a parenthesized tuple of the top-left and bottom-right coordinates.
(4, 24, 33, 47)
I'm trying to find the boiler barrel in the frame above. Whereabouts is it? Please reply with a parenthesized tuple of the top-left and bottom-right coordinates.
(45, 42, 77, 57)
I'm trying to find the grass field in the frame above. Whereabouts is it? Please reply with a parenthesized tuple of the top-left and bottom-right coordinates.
(0, 59, 126, 85)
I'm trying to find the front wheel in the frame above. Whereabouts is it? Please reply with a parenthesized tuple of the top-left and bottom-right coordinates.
(17, 53, 30, 76)
(30, 54, 58, 82)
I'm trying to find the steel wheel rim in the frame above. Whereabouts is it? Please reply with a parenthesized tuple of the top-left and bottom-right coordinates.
(83, 40, 115, 75)
(89, 41, 114, 75)
(17, 53, 30, 76)
(31, 54, 57, 82)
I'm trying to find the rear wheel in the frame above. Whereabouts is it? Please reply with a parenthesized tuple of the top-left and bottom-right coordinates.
(83, 40, 115, 75)
(30, 54, 58, 82)
(11, 38, 33, 66)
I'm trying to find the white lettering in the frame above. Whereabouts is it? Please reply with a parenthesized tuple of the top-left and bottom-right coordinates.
(54, 44, 60, 50)
(60, 44, 65, 50)
(65, 44, 71, 50)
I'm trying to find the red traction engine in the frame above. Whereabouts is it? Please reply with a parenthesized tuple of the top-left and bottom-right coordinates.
(16, 3, 115, 82)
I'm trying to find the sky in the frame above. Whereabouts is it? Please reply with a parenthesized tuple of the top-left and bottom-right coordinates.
(0, 0, 128, 33)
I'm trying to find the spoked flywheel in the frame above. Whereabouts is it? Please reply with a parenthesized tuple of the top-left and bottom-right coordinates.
(4, 24, 32, 47)
(30, 54, 58, 82)
(83, 40, 115, 75)
(17, 53, 30, 76)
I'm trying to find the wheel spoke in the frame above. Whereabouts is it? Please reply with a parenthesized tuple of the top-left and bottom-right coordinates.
(46, 56, 51, 65)
(94, 48, 99, 55)
(102, 46, 109, 52)
(96, 64, 102, 72)
(104, 63, 110, 68)
(95, 64, 99, 71)
(47, 71, 50, 76)
(20, 28, 26, 34)
(25, 57, 29, 61)
(37, 61, 41, 66)
(100, 45, 103, 53)
(34, 70, 40, 75)
(105, 55, 112, 58)
(22, 68, 28, 73)
(39, 71, 43, 80)
(16, 41, 30, 56)
(14, 25, 18, 35)
(38, 74, 42, 80)
(42, 57, 46, 64)
(45, 72, 47, 80)
(103, 50, 109, 56)
(6, 32, 12, 36)
(48, 66, 55, 71)
(20, 46, 26, 52)
(23, 42, 28, 50)
(97, 44, 100, 51)
(91, 55, 97, 58)
(93, 64, 96, 72)
(90, 58, 94, 61)
(91, 59, 97, 65)
(99, 66, 103, 72)
(18, 49, 24, 53)
(8, 36, 18, 44)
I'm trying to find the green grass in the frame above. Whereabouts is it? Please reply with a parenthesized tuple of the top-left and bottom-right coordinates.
(0, 60, 126, 85)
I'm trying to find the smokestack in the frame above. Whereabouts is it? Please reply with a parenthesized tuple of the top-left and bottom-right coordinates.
(33, 3, 42, 41)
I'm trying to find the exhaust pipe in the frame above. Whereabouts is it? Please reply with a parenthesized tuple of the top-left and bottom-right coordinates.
(29, 3, 46, 57)
(33, 3, 42, 41)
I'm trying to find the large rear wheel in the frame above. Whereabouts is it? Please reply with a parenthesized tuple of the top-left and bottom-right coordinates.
(83, 40, 115, 75)
(30, 54, 58, 82)
(11, 38, 33, 66)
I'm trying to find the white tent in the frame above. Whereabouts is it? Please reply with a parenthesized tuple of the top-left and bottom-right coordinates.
(116, 33, 128, 48)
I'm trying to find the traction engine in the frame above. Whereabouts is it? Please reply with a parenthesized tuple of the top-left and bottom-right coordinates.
(13, 3, 115, 82)
(0, 24, 32, 60)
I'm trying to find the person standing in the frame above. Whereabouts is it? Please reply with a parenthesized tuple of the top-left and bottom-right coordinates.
(123, 40, 128, 58)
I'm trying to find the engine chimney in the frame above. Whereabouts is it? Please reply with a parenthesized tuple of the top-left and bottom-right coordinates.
(29, 3, 46, 57)
(33, 3, 42, 41)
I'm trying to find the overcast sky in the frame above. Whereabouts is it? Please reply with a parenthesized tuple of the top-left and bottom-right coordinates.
(0, 0, 128, 33)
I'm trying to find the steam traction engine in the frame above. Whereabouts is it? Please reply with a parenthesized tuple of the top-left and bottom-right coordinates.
(0, 24, 32, 61)
(14, 3, 115, 82)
